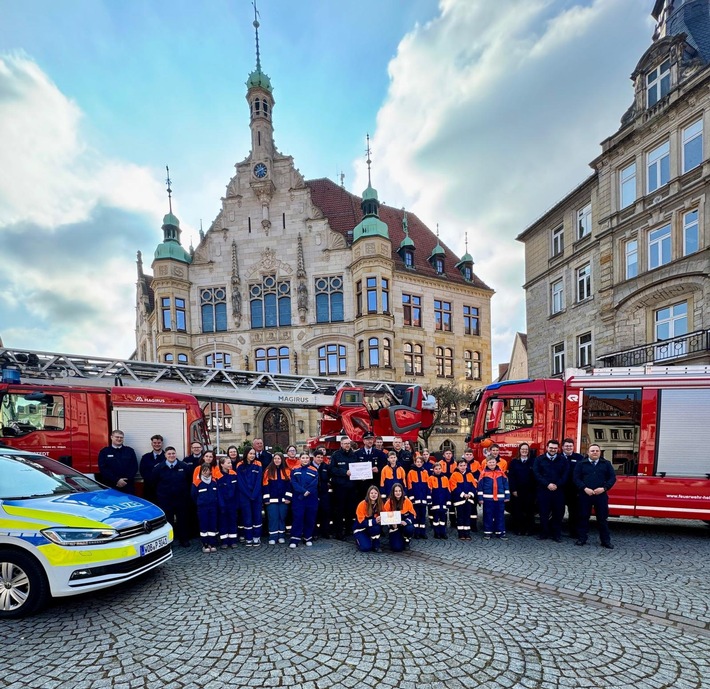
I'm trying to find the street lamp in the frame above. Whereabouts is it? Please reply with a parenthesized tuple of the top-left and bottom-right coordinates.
(243, 422, 251, 436)
(297, 420, 305, 434)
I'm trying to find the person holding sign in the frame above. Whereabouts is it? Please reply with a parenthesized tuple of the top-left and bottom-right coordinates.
(380, 451, 406, 499)
(382, 483, 415, 552)
(353, 486, 383, 552)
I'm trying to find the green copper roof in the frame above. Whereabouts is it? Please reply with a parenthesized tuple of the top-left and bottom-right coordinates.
(353, 215, 389, 242)
(247, 69, 273, 93)
(362, 183, 378, 201)
(429, 243, 445, 258)
(162, 212, 180, 228)
(399, 235, 415, 249)
(456, 252, 473, 265)
(154, 241, 192, 264)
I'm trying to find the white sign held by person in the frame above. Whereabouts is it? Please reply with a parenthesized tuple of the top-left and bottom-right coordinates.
(349, 462, 373, 481)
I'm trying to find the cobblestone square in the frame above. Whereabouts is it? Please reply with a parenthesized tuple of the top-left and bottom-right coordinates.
(4, 518, 709, 689)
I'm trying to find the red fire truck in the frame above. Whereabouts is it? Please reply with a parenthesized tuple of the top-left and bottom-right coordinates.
(464, 366, 710, 521)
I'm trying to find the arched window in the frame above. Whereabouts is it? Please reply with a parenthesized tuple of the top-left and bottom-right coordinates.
(436, 347, 454, 378)
(177, 353, 188, 365)
(465, 350, 481, 380)
(256, 346, 290, 374)
(250, 275, 291, 328)
(404, 343, 424, 375)
(164, 353, 174, 364)
(315, 276, 344, 323)
(368, 338, 379, 367)
(318, 344, 347, 375)
(201, 287, 228, 332)
(440, 439, 456, 455)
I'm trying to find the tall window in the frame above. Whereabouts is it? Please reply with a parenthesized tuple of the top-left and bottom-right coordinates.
(255, 346, 290, 374)
(648, 225, 671, 269)
(404, 343, 423, 375)
(463, 306, 480, 336)
(465, 350, 481, 380)
(201, 287, 228, 332)
(368, 337, 379, 367)
(576, 263, 591, 302)
(434, 300, 452, 331)
(357, 340, 365, 369)
(206, 352, 232, 369)
(552, 342, 565, 375)
(625, 239, 638, 279)
(577, 333, 592, 368)
(315, 276, 344, 323)
(161, 298, 171, 330)
(655, 301, 688, 361)
(551, 225, 564, 257)
(577, 203, 591, 240)
(620, 162, 636, 210)
(356, 281, 362, 317)
(647, 141, 670, 193)
(434, 257, 444, 274)
(175, 298, 186, 331)
(250, 275, 291, 328)
(436, 347, 453, 378)
(366, 277, 378, 313)
(382, 338, 392, 368)
(646, 58, 670, 107)
(551, 279, 564, 315)
(318, 344, 346, 375)
(683, 210, 699, 256)
(403, 294, 422, 327)
(682, 120, 703, 173)
(382, 278, 390, 313)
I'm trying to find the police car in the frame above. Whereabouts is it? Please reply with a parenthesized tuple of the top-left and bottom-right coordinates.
(0, 448, 173, 617)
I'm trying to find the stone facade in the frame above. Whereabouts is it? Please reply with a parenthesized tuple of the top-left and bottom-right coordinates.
(135, 34, 494, 453)
(519, 0, 710, 379)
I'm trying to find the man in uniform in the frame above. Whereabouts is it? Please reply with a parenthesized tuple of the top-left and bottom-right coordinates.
(560, 437, 584, 538)
(329, 437, 357, 540)
(98, 430, 138, 495)
(253, 437, 273, 469)
(139, 434, 165, 502)
(533, 439, 569, 542)
(574, 444, 617, 549)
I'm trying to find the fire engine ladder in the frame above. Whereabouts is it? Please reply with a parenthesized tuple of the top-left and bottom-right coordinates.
(0, 347, 424, 409)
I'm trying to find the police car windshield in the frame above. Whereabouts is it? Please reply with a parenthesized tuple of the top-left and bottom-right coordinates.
(0, 454, 103, 500)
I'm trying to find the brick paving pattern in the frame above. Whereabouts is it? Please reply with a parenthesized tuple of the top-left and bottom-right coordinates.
(4, 517, 709, 689)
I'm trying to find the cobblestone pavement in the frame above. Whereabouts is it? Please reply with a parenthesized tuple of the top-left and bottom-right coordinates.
(4, 517, 709, 689)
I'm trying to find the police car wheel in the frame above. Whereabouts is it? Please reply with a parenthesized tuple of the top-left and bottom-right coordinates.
(0, 550, 49, 618)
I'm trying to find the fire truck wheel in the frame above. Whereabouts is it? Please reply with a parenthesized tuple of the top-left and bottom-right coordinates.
(0, 550, 49, 619)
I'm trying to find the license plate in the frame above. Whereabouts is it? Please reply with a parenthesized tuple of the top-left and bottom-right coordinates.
(140, 535, 169, 556)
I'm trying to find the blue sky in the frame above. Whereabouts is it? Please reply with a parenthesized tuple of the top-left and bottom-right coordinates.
(0, 0, 653, 372)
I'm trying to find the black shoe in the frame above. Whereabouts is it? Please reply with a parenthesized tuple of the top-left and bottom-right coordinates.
(601, 543, 614, 549)
(574, 539, 586, 546)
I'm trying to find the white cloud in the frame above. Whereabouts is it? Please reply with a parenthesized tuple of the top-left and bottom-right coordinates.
(357, 0, 652, 372)
(0, 54, 165, 357)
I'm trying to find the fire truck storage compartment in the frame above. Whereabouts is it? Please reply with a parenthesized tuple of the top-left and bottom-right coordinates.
(656, 389, 710, 478)
(111, 408, 187, 460)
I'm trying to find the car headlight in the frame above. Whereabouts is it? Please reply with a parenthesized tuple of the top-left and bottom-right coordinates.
(41, 527, 118, 546)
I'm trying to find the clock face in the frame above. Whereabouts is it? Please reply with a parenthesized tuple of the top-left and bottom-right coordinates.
(253, 163, 267, 179)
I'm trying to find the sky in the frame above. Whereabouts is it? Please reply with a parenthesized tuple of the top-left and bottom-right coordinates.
(0, 0, 654, 374)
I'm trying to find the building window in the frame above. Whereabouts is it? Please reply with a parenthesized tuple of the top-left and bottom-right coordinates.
(552, 342, 565, 375)
(682, 120, 703, 173)
(356, 280, 362, 317)
(655, 301, 688, 361)
(620, 163, 636, 210)
(465, 350, 481, 380)
(175, 298, 186, 331)
(201, 287, 228, 332)
(366, 277, 378, 314)
(577, 332, 592, 368)
(551, 225, 564, 257)
(164, 353, 174, 363)
(203, 402, 233, 433)
(315, 276, 344, 323)
(250, 275, 291, 328)
(625, 239, 638, 279)
(434, 257, 444, 274)
(403, 294, 422, 327)
(463, 305, 480, 335)
(647, 141, 670, 193)
(357, 340, 365, 369)
(161, 298, 171, 330)
(434, 300, 452, 331)
(648, 224, 671, 269)
(368, 338, 379, 367)
(646, 58, 670, 107)
(683, 210, 699, 256)
(610, 429, 620, 440)
(440, 439, 456, 455)
(436, 347, 454, 378)
(383, 338, 392, 367)
(594, 429, 605, 441)
(206, 352, 231, 369)
(382, 278, 389, 313)
(551, 279, 564, 315)
(255, 346, 290, 374)
(177, 354, 188, 364)
(577, 203, 591, 240)
(576, 263, 591, 302)
(403, 250, 414, 268)
(404, 343, 423, 375)
(318, 344, 346, 375)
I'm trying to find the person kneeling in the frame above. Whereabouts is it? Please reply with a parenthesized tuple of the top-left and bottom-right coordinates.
(383, 483, 415, 552)
(354, 486, 383, 552)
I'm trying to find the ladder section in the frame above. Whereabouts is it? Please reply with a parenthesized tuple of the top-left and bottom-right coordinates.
(0, 348, 416, 408)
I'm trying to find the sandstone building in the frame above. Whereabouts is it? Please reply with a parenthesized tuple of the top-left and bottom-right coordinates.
(518, 0, 710, 379)
(135, 17, 493, 452)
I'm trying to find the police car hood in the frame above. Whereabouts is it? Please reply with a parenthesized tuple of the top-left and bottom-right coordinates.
(1, 490, 164, 530)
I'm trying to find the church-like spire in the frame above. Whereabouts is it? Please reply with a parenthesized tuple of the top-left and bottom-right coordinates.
(154, 165, 191, 264)
(353, 134, 389, 243)
(246, 0, 273, 94)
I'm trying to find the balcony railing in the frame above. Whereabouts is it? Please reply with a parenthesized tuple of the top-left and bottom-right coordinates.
(598, 330, 710, 368)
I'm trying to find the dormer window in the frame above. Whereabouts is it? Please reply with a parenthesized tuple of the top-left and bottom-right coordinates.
(434, 257, 444, 274)
(463, 266, 472, 281)
(404, 250, 414, 268)
(647, 58, 670, 107)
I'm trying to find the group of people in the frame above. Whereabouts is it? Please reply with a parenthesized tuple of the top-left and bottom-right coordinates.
(96, 430, 617, 553)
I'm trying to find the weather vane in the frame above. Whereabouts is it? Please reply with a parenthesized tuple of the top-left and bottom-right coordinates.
(165, 165, 173, 213)
(366, 133, 372, 186)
